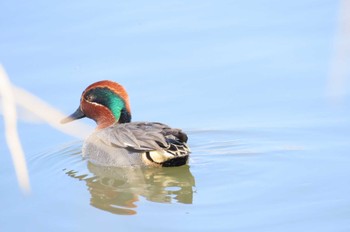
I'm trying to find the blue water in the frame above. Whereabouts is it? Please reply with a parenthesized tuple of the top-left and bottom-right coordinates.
(1, 0, 350, 231)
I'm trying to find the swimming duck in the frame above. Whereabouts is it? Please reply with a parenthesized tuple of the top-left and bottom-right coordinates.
(61, 80, 190, 167)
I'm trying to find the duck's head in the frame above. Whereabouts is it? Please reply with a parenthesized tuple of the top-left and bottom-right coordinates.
(61, 80, 131, 129)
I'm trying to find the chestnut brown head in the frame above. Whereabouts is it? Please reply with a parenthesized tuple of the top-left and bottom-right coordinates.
(61, 80, 131, 129)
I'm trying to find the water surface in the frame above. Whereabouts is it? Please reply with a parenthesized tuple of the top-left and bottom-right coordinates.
(1, 0, 350, 231)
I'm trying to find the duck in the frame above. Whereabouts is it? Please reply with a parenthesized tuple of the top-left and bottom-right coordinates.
(61, 80, 190, 167)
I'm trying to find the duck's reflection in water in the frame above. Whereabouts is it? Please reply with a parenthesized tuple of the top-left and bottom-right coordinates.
(66, 162, 195, 215)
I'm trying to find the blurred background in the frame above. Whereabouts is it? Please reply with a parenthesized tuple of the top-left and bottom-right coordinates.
(1, 0, 349, 231)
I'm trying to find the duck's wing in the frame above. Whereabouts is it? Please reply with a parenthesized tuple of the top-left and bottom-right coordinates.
(96, 122, 189, 155)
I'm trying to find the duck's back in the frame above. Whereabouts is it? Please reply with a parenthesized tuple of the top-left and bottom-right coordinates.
(83, 122, 190, 167)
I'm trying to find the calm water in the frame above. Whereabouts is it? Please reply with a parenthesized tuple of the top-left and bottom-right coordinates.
(1, 0, 350, 231)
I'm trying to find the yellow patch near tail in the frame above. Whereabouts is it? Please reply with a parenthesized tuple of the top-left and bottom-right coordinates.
(141, 150, 174, 166)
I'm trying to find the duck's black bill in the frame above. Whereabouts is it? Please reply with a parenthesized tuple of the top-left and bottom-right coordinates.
(61, 107, 86, 124)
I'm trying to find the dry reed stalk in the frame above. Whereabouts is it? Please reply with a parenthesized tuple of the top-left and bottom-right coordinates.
(0, 65, 93, 194)
(0, 65, 31, 194)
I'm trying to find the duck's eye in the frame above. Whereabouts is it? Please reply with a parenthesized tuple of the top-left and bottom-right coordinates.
(85, 94, 95, 102)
